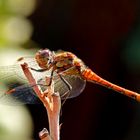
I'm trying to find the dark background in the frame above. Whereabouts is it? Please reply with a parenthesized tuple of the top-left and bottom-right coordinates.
(28, 0, 140, 139)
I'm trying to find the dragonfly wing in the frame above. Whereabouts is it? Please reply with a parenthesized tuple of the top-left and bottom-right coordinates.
(37, 70, 86, 99)
(54, 74, 86, 99)
(0, 56, 53, 105)
(0, 57, 37, 82)
(0, 84, 41, 105)
(55, 66, 86, 99)
(0, 65, 27, 82)
(0, 57, 47, 81)
(36, 66, 86, 99)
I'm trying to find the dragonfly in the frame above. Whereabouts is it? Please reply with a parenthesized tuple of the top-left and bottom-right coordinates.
(0, 48, 140, 105)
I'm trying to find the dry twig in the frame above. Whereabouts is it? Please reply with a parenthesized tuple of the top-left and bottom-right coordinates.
(39, 128, 51, 140)
(21, 63, 61, 140)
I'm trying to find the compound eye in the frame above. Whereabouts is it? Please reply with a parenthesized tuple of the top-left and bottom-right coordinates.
(39, 49, 52, 59)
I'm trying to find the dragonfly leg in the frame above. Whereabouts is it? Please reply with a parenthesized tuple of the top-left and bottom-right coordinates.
(46, 70, 54, 86)
(30, 67, 47, 72)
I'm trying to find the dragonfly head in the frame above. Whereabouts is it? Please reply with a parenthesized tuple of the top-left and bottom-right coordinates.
(35, 49, 54, 69)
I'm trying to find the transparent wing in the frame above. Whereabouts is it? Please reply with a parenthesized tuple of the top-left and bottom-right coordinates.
(54, 74, 86, 99)
(0, 57, 50, 105)
(0, 57, 38, 81)
(38, 66, 86, 99)
(0, 84, 41, 105)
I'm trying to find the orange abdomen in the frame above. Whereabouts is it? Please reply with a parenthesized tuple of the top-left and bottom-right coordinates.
(81, 68, 140, 102)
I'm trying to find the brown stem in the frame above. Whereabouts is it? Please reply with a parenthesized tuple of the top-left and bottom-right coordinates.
(47, 92, 61, 140)
(39, 128, 51, 140)
(21, 63, 61, 140)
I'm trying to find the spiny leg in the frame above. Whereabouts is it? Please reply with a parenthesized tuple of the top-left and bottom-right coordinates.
(30, 67, 47, 72)
(46, 69, 54, 86)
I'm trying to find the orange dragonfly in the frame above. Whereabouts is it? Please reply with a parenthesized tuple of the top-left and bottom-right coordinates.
(0, 48, 140, 104)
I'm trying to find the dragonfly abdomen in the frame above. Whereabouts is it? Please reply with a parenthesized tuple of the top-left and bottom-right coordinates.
(81, 68, 140, 102)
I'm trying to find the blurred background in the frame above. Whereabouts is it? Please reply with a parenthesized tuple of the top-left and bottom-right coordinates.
(0, 0, 140, 140)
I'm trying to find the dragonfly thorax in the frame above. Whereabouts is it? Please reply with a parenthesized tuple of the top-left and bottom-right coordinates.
(53, 51, 85, 74)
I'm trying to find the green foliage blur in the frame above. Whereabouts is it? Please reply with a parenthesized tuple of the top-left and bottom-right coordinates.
(0, 0, 38, 62)
(0, 0, 37, 139)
